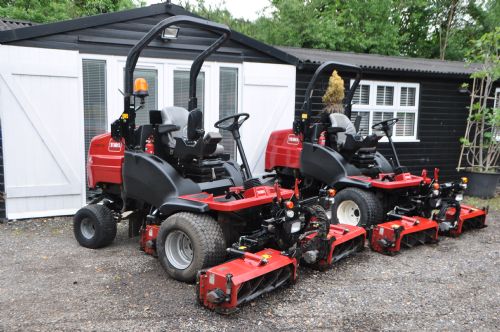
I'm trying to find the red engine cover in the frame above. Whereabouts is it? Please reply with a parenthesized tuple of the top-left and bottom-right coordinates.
(265, 129, 302, 171)
(87, 133, 124, 188)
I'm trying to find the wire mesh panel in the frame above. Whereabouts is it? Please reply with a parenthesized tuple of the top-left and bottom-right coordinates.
(219, 67, 238, 159)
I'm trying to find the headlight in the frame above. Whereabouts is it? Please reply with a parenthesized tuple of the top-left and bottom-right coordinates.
(286, 210, 295, 218)
(455, 193, 463, 202)
(433, 189, 439, 196)
(290, 221, 301, 233)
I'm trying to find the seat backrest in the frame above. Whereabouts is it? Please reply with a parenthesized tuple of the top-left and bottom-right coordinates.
(187, 109, 204, 141)
(329, 113, 356, 146)
(161, 106, 189, 139)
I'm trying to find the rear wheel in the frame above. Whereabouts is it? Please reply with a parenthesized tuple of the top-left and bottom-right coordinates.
(73, 204, 117, 249)
(332, 188, 383, 227)
(156, 212, 226, 283)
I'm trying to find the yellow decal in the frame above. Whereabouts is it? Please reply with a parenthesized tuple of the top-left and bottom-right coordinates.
(301, 113, 308, 119)
(238, 246, 247, 250)
(121, 113, 129, 119)
(261, 254, 272, 259)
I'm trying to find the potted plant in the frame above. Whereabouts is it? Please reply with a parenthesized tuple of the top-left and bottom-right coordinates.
(457, 28, 499, 198)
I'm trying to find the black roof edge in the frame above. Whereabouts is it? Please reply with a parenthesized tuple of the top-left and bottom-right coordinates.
(168, 5, 298, 66)
(0, 3, 298, 66)
(0, 3, 168, 43)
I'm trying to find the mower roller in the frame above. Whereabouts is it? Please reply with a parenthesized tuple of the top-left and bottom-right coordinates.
(265, 61, 488, 253)
(75, 16, 365, 313)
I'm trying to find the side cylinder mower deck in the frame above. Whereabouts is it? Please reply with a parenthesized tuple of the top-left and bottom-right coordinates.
(370, 216, 438, 255)
(442, 204, 487, 237)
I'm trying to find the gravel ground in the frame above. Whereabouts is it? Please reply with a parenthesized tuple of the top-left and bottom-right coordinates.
(0, 210, 498, 331)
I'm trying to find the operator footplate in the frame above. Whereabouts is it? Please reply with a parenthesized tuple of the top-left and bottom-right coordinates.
(370, 216, 438, 255)
(197, 248, 297, 314)
(441, 204, 487, 237)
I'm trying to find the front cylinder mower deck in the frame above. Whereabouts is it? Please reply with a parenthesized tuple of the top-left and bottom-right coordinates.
(197, 249, 297, 313)
(443, 204, 487, 237)
(304, 224, 366, 270)
(370, 216, 439, 255)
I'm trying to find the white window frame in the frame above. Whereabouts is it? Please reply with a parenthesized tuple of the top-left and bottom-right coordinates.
(495, 88, 500, 108)
(80, 54, 242, 135)
(351, 80, 420, 142)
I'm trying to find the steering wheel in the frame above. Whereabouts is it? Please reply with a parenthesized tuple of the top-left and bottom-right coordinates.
(214, 113, 250, 131)
(372, 118, 399, 131)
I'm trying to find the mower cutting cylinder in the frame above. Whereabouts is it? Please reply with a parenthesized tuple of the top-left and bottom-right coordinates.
(370, 216, 438, 255)
(197, 248, 297, 314)
(304, 224, 366, 269)
(443, 205, 487, 237)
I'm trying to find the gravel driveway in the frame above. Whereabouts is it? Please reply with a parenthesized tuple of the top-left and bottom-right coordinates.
(0, 211, 498, 331)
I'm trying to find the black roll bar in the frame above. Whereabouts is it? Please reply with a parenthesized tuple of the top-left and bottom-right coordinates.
(301, 61, 362, 120)
(114, 15, 231, 145)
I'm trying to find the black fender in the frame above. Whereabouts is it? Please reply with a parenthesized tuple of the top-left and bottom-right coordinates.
(300, 142, 363, 187)
(333, 177, 372, 190)
(123, 151, 201, 208)
(159, 198, 209, 216)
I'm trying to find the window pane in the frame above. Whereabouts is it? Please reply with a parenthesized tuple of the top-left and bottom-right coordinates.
(396, 112, 415, 137)
(133, 68, 158, 126)
(219, 67, 238, 159)
(401, 87, 416, 107)
(376, 86, 394, 106)
(352, 84, 370, 105)
(174, 70, 205, 111)
(495, 91, 500, 108)
(83, 60, 107, 159)
(373, 111, 393, 134)
(350, 111, 369, 135)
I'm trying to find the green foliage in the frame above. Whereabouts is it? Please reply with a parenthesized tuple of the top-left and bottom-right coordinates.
(0, 0, 142, 23)
(185, 0, 499, 61)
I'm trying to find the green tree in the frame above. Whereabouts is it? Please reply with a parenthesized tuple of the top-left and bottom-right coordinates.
(0, 0, 142, 23)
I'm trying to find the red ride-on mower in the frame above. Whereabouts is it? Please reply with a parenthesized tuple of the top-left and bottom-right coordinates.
(265, 61, 487, 254)
(74, 16, 366, 312)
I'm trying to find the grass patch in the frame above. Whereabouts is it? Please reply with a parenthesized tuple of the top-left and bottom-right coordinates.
(463, 195, 500, 212)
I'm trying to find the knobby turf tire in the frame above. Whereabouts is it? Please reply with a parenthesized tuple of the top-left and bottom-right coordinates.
(73, 204, 117, 249)
(156, 212, 226, 283)
(331, 188, 383, 227)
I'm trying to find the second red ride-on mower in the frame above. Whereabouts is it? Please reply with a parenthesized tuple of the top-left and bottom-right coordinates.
(265, 61, 487, 254)
(74, 16, 366, 313)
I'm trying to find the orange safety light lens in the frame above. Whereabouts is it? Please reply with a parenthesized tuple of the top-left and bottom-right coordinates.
(133, 78, 149, 96)
(461, 177, 468, 184)
(432, 183, 440, 190)
(285, 201, 294, 209)
(327, 189, 337, 197)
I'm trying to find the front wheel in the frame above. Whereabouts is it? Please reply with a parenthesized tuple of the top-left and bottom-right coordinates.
(331, 188, 383, 227)
(73, 204, 117, 249)
(156, 212, 226, 283)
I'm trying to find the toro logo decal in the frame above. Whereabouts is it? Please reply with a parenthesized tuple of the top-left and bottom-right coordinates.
(287, 134, 300, 145)
(108, 140, 122, 152)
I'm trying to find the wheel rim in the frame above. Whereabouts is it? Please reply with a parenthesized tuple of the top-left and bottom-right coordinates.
(80, 218, 96, 239)
(337, 200, 361, 226)
(165, 230, 193, 270)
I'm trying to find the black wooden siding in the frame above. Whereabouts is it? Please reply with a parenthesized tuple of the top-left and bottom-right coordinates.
(295, 67, 474, 181)
(6, 13, 281, 64)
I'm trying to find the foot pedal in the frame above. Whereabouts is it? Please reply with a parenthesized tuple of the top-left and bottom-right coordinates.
(196, 248, 297, 314)
(441, 205, 487, 237)
(370, 217, 438, 255)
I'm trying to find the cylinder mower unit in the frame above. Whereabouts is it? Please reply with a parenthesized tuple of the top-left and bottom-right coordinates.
(370, 216, 438, 255)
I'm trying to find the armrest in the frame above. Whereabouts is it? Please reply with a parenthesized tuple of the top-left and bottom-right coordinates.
(158, 124, 180, 135)
(327, 126, 346, 134)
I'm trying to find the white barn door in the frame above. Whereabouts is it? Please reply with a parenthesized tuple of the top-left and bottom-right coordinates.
(0, 46, 85, 219)
(240, 63, 296, 176)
